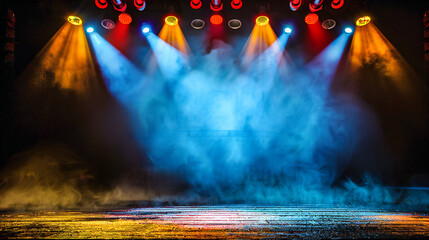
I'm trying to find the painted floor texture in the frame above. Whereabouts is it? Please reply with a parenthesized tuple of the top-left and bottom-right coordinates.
(1, 205, 429, 239)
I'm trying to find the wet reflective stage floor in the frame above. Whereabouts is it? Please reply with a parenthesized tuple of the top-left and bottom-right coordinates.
(1, 206, 429, 239)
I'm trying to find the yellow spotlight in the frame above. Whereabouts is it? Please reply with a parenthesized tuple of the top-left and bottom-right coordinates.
(356, 16, 371, 26)
(67, 16, 82, 25)
(256, 16, 269, 26)
(165, 16, 178, 26)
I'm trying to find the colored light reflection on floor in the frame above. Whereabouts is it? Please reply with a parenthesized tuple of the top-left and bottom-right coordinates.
(1, 206, 429, 239)
(19, 23, 97, 95)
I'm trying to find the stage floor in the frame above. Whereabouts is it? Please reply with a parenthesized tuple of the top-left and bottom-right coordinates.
(1, 205, 429, 239)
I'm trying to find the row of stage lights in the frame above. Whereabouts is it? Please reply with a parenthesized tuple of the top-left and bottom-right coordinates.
(70, 15, 361, 36)
(74, 14, 370, 33)
(94, 0, 343, 13)
(93, 0, 347, 30)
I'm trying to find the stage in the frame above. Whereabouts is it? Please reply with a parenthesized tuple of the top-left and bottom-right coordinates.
(1, 0, 429, 238)
(2, 205, 429, 239)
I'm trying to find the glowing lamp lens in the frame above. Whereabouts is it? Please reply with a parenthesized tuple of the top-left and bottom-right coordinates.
(118, 13, 132, 24)
(305, 13, 319, 24)
(86, 27, 94, 33)
(345, 27, 353, 33)
(67, 16, 82, 25)
(256, 16, 269, 26)
(284, 27, 292, 34)
(165, 16, 178, 26)
(210, 15, 223, 25)
(142, 26, 150, 34)
(356, 16, 371, 26)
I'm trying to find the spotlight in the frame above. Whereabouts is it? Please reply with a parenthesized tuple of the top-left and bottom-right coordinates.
(67, 16, 82, 25)
(141, 25, 151, 34)
(101, 19, 115, 29)
(118, 13, 132, 24)
(210, 0, 223, 11)
(134, 0, 146, 11)
(309, 0, 323, 12)
(210, 15, 223, 25)
(95, 0, 108, 9)
(284, 27, 292, 34)
(322, 19, 336, 29)
(112, 0, 127, 12)
(345, 27, 353, 33)
(231, 0, 242, 9)
(256, 16, 269, 26)
(331, 0, 344, 9)
(191, 19, 205, 29)
(165, 16, 178, 26)
(305, 13, 318, 24)
(86, 27, 94, 33)
(228, 19, 242, 29)
(190, 0, 202, 9)
(356, 16, 371, 26)
(289, 0, 301, 11)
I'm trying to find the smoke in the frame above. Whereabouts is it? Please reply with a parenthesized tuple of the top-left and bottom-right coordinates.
(4, 29, 428, 209)
(0, 145, 154, 210)
(105, 38, 390, 202)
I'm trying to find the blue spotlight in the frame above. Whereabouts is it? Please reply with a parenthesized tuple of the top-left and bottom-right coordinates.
(284, 27, 292, 34)
(141, 24, 151, 34)
(344, 27, 353, 34)
(86, 27, 94, 33)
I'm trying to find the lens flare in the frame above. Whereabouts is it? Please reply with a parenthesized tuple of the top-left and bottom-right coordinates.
(305, 13, 318, 25)
(118, 13, 132, 24)
(256, 16, 269, 26)
(356, 16, 371, 26)
(165, 16, 178, 26)
(210, 15, 223, 25)
(67, 16, 82, 25)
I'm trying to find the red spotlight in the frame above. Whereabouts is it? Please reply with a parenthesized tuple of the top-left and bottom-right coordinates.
(309, 0, 323, 12)
(231, 0, 242, 9)
(190, 0, 202, 9)
(118, 13, 132, 24)
(289, 0, 301, 11)
(112, 0, 127, 12)
(210, 0, 223, 11)
(95, 0, 108, 9)
(134, 0, 146, 11)
(210, 15, 223, 25)
(305, 13, 319, 24)
(331, 0, 344, 9)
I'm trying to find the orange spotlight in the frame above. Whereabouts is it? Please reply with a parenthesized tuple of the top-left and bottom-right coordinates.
(118, 13, 132, 24)
(305, 13, 319, 24)
(356, 16, 371, 26)
(67, 16, 82, 25)
(256, 16, 269, 26)
(210, 15, 223, 25)
(165, 16, 179, 26)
